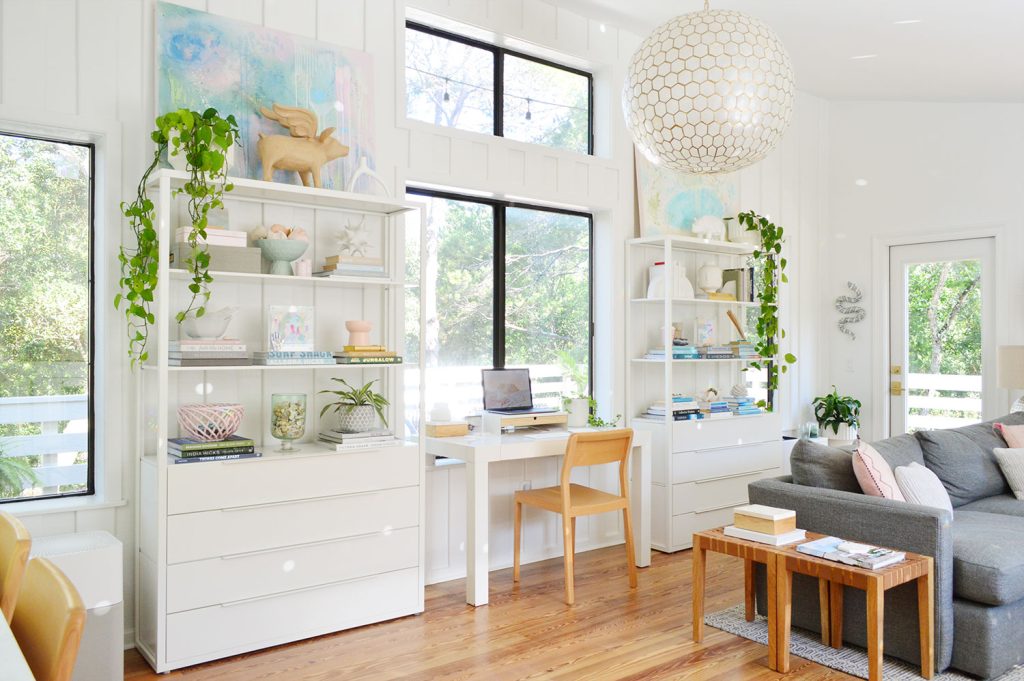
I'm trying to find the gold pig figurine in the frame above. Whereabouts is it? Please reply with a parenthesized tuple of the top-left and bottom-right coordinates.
(257, 103, 350, 188)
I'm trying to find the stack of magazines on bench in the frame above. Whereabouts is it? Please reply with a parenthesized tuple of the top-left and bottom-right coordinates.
(797, 536, 906, 570)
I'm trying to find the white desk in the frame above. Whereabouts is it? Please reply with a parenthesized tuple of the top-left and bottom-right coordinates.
(0, 615, 33, 681)
(426, 427, 652, 606)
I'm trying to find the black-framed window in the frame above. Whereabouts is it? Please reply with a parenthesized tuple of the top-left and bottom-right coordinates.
(405, 21, 594, 155)
(0, 132, 95, 504)
(406, 188, 593, 417)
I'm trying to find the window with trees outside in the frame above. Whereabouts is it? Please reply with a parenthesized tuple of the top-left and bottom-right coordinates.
(405, 22, 593, 155)
(0, 133, 94, 503)
(404, 189, 592, 424)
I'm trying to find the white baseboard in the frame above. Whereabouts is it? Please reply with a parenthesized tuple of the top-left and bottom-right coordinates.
(124, 627, 135, 651)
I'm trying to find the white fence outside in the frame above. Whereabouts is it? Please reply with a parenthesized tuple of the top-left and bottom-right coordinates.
(906, 372, 982, 431)
(0, 394, 88, 494)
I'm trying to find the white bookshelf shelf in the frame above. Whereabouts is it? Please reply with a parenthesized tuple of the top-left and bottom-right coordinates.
(632, 413, 768, 424)
(631, 357, 755, 364)
(628, 234, 757, 256)
(168, 268, 400, 287)
(142, 363, 403, 372)
(630, 297, 759, 307)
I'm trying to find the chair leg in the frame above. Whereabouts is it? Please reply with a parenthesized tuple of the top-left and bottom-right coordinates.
(562, 513, 575, 605)
(571, 516, 576, 556)
(622, 505, 638, 588)
(513, 500, 522, 583)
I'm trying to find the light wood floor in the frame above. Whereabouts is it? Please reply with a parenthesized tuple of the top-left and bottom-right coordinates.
(125, 547, 858, 680)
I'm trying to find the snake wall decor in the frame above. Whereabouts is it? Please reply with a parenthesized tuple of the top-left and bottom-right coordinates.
(835, 281, 866, 339)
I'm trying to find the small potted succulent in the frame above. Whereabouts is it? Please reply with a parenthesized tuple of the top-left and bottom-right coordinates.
(320, 378, 389, 433)
(812, 385, 861, 446)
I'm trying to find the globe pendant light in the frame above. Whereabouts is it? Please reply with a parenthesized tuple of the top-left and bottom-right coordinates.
(623, 0, 795, 174)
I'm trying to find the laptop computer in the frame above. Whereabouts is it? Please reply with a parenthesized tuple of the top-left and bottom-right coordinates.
(481, 368, 557, 415)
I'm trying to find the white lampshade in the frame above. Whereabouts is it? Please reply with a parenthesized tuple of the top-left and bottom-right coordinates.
(998, 346, 1024, 389)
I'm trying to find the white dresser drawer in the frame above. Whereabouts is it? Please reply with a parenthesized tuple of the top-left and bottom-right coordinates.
(671, 441, 783, 484)
(671, 506, 737, 548)
(167, 485, 418, 564)
(168, 526, 418, 613)
(166, 567, 420, 665)
(167, 444, 419, 515)
(671, 412, 780, 452)
(671, 467, 781, 515)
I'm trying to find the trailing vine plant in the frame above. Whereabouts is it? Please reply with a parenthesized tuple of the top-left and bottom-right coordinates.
(116, 108, 239, 366)
(737, 210, 796, 408)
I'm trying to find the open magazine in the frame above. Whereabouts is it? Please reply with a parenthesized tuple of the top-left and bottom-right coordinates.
(796, 536, 906, 570)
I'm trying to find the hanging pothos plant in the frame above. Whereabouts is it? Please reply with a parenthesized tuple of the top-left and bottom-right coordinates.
(116, 108, 239, 366)
(737, 210, 796, 408)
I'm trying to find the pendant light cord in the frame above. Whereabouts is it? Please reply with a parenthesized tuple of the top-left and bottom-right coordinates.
(704, 0, 710, 10)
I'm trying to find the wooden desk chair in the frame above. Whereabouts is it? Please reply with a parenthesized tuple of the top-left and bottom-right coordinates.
(11, 557, 85, 681)
(513, 429, 638, 605)
(0, 510, 31, 623)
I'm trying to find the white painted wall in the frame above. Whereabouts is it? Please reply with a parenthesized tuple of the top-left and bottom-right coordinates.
(0, 0, 828, 638)
(823, 102, 1024, 440)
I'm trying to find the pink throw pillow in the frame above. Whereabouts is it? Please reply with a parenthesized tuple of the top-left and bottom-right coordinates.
(994, 422, 1024, 448)
(853, 442, 906, 501)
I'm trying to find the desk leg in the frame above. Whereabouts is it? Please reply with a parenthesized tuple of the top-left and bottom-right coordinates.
(830, 581, 844, 649)
(691, 537, 706, 643)
(766, 555, 779, 671)
(775, 556, 792, 673)
(465, 459, 490, 606)
(631, 442, 651, 567)
(819, 579, 831, 645)
(918, 562, 935, 679)
(867, 578, 884, 681)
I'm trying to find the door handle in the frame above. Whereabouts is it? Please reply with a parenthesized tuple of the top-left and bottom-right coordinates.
(890, 381, 904, 396)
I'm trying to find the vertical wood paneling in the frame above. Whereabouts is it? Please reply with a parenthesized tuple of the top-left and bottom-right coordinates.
(554, 6, 587, 57)
(263, 0, 316, 38)
(520, 0, 557, 46)
(77, 0, 119, 118)
(1, 0, 77, 113)
(207, 0, 263, 23)
(315, 0, 364, 50)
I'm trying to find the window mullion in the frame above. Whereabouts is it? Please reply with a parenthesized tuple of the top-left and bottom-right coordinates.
(493, 205, 506, 369)
(494, 48, 503, 139)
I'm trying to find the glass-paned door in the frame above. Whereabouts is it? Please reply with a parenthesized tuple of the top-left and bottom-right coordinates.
(889, 238, 995, 434)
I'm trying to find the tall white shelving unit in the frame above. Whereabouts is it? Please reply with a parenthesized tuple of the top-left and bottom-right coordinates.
(625, 235, 784, 553)
(134, 169, 424, 672)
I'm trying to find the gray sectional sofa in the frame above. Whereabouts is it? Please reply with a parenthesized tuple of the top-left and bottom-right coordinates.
(748, 413, 1024, 679)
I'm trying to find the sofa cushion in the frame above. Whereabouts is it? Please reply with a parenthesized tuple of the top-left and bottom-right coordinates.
(957, 494, 1024, 517)
(951, 511, 1024, 606)
(994, 448, 1024, 500)
(994, 422, 1024, 448)
(895, 462, 953, 512)
(790, 439, 860, 493)
(917, 422, 1013, 506)
(871, 432, 926, 468)
(853, 442, 905, 500)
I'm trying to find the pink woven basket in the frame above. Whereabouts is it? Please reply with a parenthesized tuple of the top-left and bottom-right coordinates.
(177, 403, 244, 442)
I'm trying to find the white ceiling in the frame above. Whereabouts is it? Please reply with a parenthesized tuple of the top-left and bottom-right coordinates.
(561, 0, 1024, 102)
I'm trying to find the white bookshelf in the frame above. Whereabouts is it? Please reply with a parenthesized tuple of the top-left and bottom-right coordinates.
(624, 235, 785, 553)
(134, 170, 425, 672)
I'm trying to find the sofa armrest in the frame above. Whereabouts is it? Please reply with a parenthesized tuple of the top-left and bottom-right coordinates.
(748, 476, 954, 670)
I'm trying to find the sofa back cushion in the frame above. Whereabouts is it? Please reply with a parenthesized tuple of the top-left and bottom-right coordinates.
(870, 433, 926, 468)
(790, 439, 861, 493)
(916, 417, 1022, 506)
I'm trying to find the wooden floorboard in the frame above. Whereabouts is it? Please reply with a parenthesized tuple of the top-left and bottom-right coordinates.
(124, 547, 858, 680)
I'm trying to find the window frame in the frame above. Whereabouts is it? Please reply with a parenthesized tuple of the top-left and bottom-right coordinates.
(0, 130, 96, 505)
(407, 186, 595, 396)
(405, 20, 595, 156)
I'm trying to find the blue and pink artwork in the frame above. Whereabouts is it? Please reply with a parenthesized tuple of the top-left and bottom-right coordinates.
(156, 2, 375, 190)
(635, 150, 737, 236)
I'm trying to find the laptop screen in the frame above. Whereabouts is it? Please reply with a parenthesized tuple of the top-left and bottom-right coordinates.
(481, 368, 534, 410)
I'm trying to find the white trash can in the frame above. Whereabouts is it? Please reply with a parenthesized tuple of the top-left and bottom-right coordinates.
(31, 530, 123, 681)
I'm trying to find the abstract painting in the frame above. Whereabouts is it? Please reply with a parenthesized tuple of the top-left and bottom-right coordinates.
(635, 150, 737, 236)
(156, 2, 375, 190)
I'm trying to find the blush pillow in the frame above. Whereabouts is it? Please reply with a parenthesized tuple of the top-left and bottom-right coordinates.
(853, 442, 906, 501)
(994, 422, 1024, 448)
(993, 448, 1024, 500)
(895, 462, 954, 513)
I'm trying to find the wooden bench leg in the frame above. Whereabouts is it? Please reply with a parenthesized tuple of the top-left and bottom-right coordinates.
(918, 562, 935, 679)
(818, 578, 830, 645)
(692, 539, 706, 643)
(775, 555, 792, 673)
(867, 578, 884, 681)
(744, 558, 755, 622)
(766, 554, 779, 671)
(829, 581, 844, 649)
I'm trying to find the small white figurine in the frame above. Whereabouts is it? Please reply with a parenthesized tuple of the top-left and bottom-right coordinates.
(692, 215, 726, 240)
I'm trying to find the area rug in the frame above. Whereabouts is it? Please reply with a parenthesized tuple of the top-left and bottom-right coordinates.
(705, 605, 1024, 680)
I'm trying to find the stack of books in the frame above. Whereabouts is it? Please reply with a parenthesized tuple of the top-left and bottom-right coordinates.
(318, 428, 401, 451)
(724, 505, 806, 545)
(253, 350, 335, 366)
(700, 400, 732, 419)
(645, 399, 702, 421)
(169, 339, 252, 367)
(722, 267, 755, 302)
(316, 255, 386, 278)
(699, 345, 736, 359)
(644, 345, 700, 360)
(729, 341, 760, 360)
(168, 434, 262, 464)
(176, 226, 248, 248)
(797, 536, 906, 570)
(334, 345, 403, 365)
(725, 395, 763, 416)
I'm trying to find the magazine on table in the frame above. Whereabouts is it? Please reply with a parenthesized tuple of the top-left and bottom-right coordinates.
(797, 536, 906, 570)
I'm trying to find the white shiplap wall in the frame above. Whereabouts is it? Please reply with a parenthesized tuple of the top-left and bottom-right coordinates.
(0, 0, 829, 637)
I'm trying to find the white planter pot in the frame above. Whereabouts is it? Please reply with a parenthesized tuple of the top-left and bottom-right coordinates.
(337, 405, 378, 433)
(826, 422, 857, 447)
(566, 398, 590, 428)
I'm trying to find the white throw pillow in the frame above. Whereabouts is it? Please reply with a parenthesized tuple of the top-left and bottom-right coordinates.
(993, 448, 1024, 501)
(895, 462, 954, 513)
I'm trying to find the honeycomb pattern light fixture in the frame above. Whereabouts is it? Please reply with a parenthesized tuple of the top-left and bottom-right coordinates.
(623, 0, 795, 174)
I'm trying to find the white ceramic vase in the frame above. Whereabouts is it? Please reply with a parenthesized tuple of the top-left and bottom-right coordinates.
(566, 398, 590, 428)
(826, 422, 857, 447)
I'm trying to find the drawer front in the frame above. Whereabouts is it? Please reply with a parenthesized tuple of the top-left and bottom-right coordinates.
(167, 444, 419, 515)
(671, 467, 781, 515)
(168, 526, 418, 613)
(671, 441, 783, 484)
(166, 567, 420, 664)
(671, 506, 737, 548)
(168, 485, 418, 564)
(671, 412, 780, 452)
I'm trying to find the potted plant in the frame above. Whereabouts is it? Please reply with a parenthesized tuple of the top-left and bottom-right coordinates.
(115, 108, 240, 366)
(812, 385, 862, 446)
(320, 378, 390, 433)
